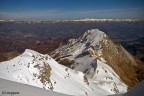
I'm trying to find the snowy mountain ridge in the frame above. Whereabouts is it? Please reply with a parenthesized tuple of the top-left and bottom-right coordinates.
(51, 29, 128, 94)
(52, 28, 141, 89)
(0, 49, 112, 96)
(0, 29, 133, 96)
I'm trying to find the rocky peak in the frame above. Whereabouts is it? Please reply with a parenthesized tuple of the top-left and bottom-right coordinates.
(67, 29, 106, 45)
(51, 29, 144, 88)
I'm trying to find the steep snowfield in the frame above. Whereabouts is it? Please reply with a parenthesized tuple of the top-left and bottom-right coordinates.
(52, 29, 127, 94)
(92, 60, 127, 93)
(0, 49, 110, 96)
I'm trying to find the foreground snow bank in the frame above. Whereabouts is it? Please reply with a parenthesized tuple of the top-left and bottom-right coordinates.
(0, 78, 72, 96)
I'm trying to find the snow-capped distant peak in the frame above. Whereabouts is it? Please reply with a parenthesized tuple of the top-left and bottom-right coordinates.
(72, 18, 139, 22)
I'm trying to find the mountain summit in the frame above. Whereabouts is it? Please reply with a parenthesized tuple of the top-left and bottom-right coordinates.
(51, 29, 129, 94)
(52, 29, 144, 88)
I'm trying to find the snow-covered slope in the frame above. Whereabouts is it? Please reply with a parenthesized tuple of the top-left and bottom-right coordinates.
(0, 49, 110, 96)
(51, 29, 128, 94)
(0, 78, 72, 96)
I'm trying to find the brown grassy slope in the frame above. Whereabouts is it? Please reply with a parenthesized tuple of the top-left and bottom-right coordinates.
(0, 36, 63, 54)
(101, 37, 144, 88)
(0, 36, 63, 62)
(0, 51, 20, 62)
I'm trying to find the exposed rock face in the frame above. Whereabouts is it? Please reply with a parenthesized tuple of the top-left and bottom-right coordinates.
(100, 35, 139, 88)
(51, 29, 144, 88)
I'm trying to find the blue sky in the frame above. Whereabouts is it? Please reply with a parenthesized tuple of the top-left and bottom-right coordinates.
(0, 0, 144, 20)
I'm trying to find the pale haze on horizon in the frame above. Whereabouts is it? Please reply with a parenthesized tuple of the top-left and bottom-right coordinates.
(0, 0, 144, 20)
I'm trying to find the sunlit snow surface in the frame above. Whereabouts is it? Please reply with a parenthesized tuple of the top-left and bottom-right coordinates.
(0, 49, 110, 96)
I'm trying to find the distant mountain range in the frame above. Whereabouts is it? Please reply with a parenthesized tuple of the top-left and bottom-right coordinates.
(0, 18, 143, 22)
